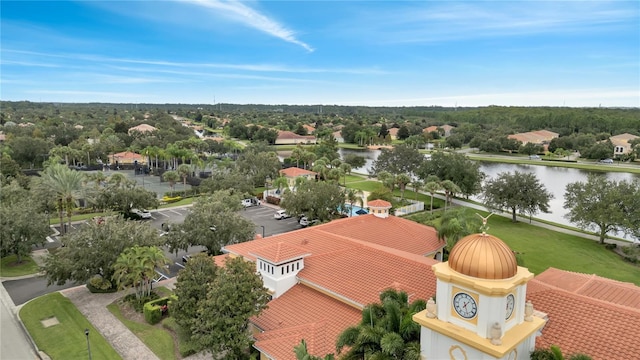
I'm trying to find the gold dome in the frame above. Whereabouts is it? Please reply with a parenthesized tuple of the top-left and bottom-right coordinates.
(448, 233, 517, 279)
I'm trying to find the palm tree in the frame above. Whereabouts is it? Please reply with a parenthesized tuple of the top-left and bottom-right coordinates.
(424, 181, 442, 213)
(435, 207, 482, 252)
(411, 180, 423, 201)
(272, 176, 290, 196)
(291, 145, 305, 168)
(345, 188, 364, 217)
(396, 174, 411, 200)
(336, 289, 425, 360)
(112, 245, 170, 299)
(162, 170, 180, 193)
(177, 163, 191, 196)
(377, 171, 395, 191)
(294, 339, 335, 360)
(339, 163, 352, 186)
(440, 180, 461, 211)
(38, 163, 86, 235)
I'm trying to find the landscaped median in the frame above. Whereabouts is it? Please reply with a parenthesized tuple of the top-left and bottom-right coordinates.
(20, 292, 121, 359)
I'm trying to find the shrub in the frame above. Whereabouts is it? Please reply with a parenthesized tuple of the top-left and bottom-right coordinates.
(144, 296, 170, 325)
(605, 243, 617, 250)
(86, 275, 117, 293)
(124, 292, 159, 312)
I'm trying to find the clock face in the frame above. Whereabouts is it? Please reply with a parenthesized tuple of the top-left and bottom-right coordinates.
(453, 292, 478, 319)
(505, 294, 515, 320)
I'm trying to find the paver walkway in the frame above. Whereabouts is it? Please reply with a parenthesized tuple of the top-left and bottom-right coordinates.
(61, 286, 159, 360)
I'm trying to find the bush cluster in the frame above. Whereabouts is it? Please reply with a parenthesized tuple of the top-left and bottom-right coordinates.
(143, 296, 170, 325)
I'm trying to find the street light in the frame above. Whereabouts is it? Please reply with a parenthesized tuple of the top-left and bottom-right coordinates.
(84, 329, 92, 360)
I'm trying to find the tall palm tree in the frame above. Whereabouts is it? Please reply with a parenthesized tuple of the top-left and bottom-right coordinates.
(177, 163, 191, 196)
(38, 163, 86, 234)
(436, 207, 482, 252)
(272, 176, 290, 196)
(396, 174, 411, 200)
(424, 181, 442, 213)
(440, 180, 461, 211)
(339, 163, 352, 186)
(291, 145, 305, 168)
(162, 170, 180, 193)
(411, 180, 423, 201)
(336, 289, 424, 360)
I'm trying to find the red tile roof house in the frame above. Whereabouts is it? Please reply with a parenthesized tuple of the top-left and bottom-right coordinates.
(275, 131, 317, 145)
(217, 199, 640, 360)
(610, 133, 639, 157)
(508, 130, 559, 146)
(108, 151, 146, 165)
(127, 123, 158, 135)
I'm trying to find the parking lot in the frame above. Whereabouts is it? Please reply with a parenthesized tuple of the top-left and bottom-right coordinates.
(48, 203, 302, 279)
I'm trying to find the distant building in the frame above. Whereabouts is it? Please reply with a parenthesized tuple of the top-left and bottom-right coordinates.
(387, 127, 399, 140)
(610, 133, 639, 157)
(332, 130, 344, 143)
(508, 130, 559, 146)
(275, 131, 317, 145)
(108, 151, 146, 165)
(278, 167, 317, 188)
(423, 124, 455, 137)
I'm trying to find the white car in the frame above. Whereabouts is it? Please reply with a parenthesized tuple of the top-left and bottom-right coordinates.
(131, 208, 152, 219)
(274, 210, 291, 220)
(242, 198, 261, 207)
(299, 216, 319, 227)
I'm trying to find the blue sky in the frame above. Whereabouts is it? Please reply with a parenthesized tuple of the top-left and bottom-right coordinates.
(2, 1, 639, 107)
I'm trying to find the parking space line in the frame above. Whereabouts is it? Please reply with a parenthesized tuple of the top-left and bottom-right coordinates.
(157, 212, 170, 218)
(169, 209, 182, 216)
(175, 262, 185, 269)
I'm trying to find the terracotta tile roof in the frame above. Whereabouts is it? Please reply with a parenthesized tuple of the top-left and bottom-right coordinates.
(211, 254, 229, 267)
(423, 125, 439, 133)
(279, 167, 317, 177)
(532, 267, 640, 310)
(367, 199, 391, 208)
(388, 128, 399, 136)
(299, 245, 438, 307)
(250, 242, 311, 264)
(508, 130, 559, 144)
(303, 124, 315, 133)
(252, 284, 361, 359)
(610, 133, 639, 146)
(109, 151, 143, 160)
(317, 214, 441, 256)
(527, 281, 640, 360)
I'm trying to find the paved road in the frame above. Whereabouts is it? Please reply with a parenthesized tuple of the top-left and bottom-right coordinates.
(0, 282, 39, 359)
(3, 276, 79, 307)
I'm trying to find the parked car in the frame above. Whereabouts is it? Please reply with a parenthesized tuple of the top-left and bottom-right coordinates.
(299, 216, 319, 227)
(274, 210, 291, 220)
(599, 158, 614, 164)
(131, 208, 152, 219)
(529, 155, 541, 160)
(242, 198, 261, 207)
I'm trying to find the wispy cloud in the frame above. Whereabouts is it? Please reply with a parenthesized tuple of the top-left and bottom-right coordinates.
(349, 1, 638, 43)
(179, 0, 313, 52)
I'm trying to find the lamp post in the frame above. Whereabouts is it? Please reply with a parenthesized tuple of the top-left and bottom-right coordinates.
(84, 329, 92, 360)
(259, 225, 265, 238)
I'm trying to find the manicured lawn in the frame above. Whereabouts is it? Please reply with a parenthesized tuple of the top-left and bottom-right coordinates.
(20, 292, 121, 360)
(159, 198, 194, 208)
(346, 180, 385, 193)
(409, 209, 640, 286)
(107, 302, 176, 360)
(0, 254, 40, 277)
(343, 174, 367, 183)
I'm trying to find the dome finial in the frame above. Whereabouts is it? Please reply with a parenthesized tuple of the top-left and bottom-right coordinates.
(476, 213, 494, 236)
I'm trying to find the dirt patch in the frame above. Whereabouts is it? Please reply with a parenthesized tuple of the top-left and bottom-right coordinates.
(41, 316, 60, 328)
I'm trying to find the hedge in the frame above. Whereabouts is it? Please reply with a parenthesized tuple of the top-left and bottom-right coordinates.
(144, 296, 171, 325)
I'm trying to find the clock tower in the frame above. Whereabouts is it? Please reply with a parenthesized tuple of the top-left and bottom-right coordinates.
(413, 230, 546, 360)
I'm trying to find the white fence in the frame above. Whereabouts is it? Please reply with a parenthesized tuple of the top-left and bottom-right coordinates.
(394, 198, 425, 216)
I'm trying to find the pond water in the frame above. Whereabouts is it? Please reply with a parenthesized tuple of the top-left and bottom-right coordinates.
(280, 148, 639, 240)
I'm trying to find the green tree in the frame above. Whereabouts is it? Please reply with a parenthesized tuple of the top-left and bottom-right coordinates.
(418, 151, 484, 199)
(0, 198, 50, 263)
(396, 173, 411, 200)
(198, 168, 255, 197)
(342, 154, 366, 169)
(280, 179, 345, 222)
(371, 144, 424, 177)
(520, 142, 544, 156)
(236, 146, 281, 187)
(440, 180, 461, 211)
(181, 191, 256, 255)
(112, 245, 169, 299)
(336, 289, 425, 360)
(35, 163, 86, 235)
(191, 257, 269, 359)
(345, 188, 364, 217)
(43, 217, 162, 286)
(564, 174, 630, 244)
(172, 253, 218, 333)
(482, 171, 553, 222)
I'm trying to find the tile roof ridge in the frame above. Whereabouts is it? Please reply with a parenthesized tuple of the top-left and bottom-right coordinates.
(545, 267, 638, 287)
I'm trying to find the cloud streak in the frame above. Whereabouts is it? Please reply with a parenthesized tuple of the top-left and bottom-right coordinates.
(180, 0, 313, 52)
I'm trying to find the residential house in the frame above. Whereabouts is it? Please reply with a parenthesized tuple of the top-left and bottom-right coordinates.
(610, 133, 639, 157)
(423, 124, 455, 137)
(387, 127, 399, 140)
(275, 131, 317, 145)
(508, 130, 559, 147)
(108, 151, 146, 165)
(332, 130, 344, 143)
(216, 200, 639, 360)
(277, 167, 317, 189)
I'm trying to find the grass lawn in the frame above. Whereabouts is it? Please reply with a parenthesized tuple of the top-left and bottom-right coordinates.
(343, 174, 367, 184)
(20, 292, 121, 360)
(107, 302, 176, 360)
(0, 254, 40, 277)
